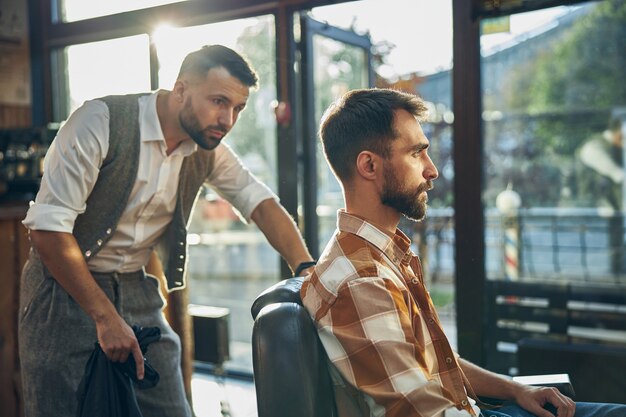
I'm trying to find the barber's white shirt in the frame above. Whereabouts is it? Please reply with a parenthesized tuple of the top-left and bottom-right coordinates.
(23, 91, 277, 272)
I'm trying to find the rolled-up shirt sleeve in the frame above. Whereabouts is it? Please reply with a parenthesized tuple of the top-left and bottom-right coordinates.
(23, 100, 109, 232)
(206, 143, 277, 222)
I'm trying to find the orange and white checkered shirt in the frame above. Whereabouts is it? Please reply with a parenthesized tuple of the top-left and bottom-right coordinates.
(301, 210, 479, 417)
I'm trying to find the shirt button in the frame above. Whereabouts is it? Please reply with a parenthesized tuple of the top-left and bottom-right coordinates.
(411, 278, 418, 284)
(461, 400, 468, 406)
(445, 357, 453, 364)
(428, 319, 435, 324)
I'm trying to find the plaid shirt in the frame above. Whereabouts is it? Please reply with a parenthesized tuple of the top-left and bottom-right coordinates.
(301, 210, 478, 417)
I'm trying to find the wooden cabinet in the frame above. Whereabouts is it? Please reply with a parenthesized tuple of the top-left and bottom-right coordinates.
(0, 204, 30, 417)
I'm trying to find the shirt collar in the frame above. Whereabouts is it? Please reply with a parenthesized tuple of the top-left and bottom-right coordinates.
(138, 90, 197, 157)
(336, 209, 413, 265)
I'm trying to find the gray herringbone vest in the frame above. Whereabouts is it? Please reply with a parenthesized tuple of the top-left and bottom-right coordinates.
(72, 93, 215, 291)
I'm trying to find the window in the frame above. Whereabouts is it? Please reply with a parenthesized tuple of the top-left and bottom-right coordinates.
(480, 1, 626, 376)
(52, 35, 151, 121)
(481, 3, 626, 283)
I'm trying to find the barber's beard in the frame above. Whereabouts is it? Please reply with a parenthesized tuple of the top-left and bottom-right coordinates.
(381, 166, 433, 222)
(179, 97, 227, 150)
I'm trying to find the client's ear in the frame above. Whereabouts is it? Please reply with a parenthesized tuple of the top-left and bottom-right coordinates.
(355, 151, 381, 181)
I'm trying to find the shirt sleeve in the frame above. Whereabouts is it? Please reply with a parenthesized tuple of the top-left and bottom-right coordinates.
(22, 100, 110, 232)
(316, 277, 473, 417)
(206, 143, 278, 222)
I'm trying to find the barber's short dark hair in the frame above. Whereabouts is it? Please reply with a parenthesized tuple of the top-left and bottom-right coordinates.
(320, 88, 428, 182)
(177, 44, 258, 88)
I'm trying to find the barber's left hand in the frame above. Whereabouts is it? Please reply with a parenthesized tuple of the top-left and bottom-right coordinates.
(513, 385, 575, 417)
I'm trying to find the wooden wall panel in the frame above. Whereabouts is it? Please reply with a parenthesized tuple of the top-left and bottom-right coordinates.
(0, 105, 31, 129)
(0, 220, 19, 417)
(0, 205, 29, 417)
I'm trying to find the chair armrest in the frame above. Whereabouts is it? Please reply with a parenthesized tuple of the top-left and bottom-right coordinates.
(512, 374, 575, 398)
(478, 373, 575, 406)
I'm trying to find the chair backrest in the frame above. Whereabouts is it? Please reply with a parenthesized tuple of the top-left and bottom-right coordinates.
(251, 277, 337, 417)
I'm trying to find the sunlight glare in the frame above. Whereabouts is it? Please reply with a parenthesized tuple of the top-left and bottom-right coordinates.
(153, 18, 259, 89)
(66, 35, 151, 113)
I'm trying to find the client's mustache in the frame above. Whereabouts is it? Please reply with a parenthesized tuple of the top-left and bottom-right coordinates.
(417, 180, 434, 194)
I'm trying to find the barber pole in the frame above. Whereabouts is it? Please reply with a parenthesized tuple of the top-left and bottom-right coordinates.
(496, 186, 522, 281)
(504, 223, 519, 280)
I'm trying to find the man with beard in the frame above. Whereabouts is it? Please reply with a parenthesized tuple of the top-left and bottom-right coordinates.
(20, 45, 314, 417)
(301, 88, 626, 417)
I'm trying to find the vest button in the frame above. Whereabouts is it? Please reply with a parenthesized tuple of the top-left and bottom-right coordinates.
(106, 228, 112, 235)
(85, 250, 92, 257)
(97, 239, 103, 246)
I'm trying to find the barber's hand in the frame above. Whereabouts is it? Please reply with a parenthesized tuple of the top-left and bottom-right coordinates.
(95, 314, 145, 380)
(513, 385, 575, 417)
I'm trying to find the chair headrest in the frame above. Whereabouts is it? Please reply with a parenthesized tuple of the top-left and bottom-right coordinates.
(251, 277, 304, 319)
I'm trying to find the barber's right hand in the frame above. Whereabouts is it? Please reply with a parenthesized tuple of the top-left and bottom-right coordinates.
(95, 315, 145, 380)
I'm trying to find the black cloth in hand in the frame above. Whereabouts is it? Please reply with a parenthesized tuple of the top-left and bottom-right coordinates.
(76, 325, 161, 417)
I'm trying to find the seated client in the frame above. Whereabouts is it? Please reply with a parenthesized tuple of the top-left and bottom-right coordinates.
(301, 88, 626, 417)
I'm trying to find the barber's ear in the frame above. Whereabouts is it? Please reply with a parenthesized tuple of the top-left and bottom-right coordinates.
(172, 80, 186, 102)
(355, 151, 380, 180)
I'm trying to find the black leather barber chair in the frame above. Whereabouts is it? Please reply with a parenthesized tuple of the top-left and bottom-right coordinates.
(251, 278, 575, 417)
(251, 277, 337, 417)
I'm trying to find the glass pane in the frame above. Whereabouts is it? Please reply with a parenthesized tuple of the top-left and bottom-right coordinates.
(57, 35, 151, 120)
(58, 0, 186, 22)
(154, 16, 277, 374)
(480, 1, 626, 376)
(310, 0, 456, 347)
(481, 3, 626, 283)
